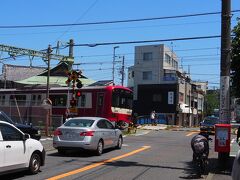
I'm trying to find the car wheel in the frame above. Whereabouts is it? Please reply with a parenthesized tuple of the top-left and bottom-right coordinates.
(116, 136, 123, 149)
(29, 153, 41, 174)
(58, 149, 66, 155)
(95, 140, 104, 156)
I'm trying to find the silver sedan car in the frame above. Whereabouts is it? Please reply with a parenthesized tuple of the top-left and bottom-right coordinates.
(53, 117, 123, 155)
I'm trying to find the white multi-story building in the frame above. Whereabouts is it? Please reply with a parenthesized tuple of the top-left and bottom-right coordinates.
(128, 44, 178, 100)
(128, 44, 206, 126)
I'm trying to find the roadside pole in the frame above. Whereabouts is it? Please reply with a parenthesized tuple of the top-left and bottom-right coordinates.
(218, 0, 231, 163)
(46, 45, 52, 136)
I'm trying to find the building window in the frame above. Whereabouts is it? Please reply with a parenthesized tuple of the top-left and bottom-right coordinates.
(175, 61, 178, 68)
(198, 98, 203, 110)
(179, 92, 184, 102)
(163, 70, 176, 81)
(142, 71, 152, 80)
(143, 52, 153, 61)
(165, 54, 171, 64)
(186, 95, 190, 105)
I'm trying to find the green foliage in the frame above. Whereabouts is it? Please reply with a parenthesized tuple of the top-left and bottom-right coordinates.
(205, 90, 219, 116)
(231, 18, 240, 97)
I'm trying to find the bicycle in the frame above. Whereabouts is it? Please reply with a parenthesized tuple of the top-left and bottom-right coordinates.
(194, 152, 208, 176)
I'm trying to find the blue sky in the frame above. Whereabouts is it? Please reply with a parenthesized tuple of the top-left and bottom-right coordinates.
(0, 0, 239, 88)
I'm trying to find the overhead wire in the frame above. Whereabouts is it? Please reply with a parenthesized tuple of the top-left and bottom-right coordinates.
(0, 10, 239, 29)
(1, 20, 237, 36)
(73, 35, 221, 47)
(75, 47, 220, 58)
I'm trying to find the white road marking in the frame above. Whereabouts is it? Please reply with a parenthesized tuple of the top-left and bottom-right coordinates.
(134, 131, 150, 136)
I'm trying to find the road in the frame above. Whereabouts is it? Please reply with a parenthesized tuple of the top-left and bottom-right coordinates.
(0, 129, 223, 180)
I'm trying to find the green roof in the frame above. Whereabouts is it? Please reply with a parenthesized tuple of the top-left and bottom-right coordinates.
(15, 76, 95, 87)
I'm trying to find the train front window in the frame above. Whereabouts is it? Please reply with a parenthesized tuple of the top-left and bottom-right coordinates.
(112, 89, 133, 109)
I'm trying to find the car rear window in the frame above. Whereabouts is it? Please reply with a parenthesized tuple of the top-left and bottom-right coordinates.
(203, 117, 218, 125)
(64, 119, 94, 127)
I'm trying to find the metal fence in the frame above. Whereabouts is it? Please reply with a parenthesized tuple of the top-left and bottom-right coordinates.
(135, 114, 167, 125)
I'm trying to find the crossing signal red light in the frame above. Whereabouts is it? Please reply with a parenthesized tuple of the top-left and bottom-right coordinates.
(76, 90, 81, 97)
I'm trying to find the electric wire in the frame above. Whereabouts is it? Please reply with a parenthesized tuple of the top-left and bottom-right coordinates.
(0, 10, 239, 29)
(73, 35, 221, 47)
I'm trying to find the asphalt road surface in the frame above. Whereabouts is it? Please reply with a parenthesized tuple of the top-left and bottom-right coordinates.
(1, 130, 214, 180)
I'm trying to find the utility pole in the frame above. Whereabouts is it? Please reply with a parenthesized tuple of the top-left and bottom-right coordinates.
(220, 0, 231, 123)
(121, 56, 125, 86)
(46, 45, 52, 99)
(188, 65, 191, 126)
(113, 46, 119, 85)
(67, 39, 74, 110)
(0, 61, 6, 88)
(45, 45, 52, 137)
(69, 39, 74, 59)
(218, 0, 231, 163)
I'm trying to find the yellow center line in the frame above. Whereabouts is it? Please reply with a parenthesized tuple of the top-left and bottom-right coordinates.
(47, 146, 151, 180)
(186, 131, 199, 136)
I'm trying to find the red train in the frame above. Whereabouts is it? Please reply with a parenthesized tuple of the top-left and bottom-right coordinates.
(0, 86, 133, 126)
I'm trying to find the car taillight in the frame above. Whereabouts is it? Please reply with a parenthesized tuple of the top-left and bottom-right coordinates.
(80, 131, 95, 136)
(54, 129, 62, 136)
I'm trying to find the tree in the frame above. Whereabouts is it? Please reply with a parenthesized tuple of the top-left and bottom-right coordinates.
(205, 90, 220, 116)
(231, 18, 240, 97)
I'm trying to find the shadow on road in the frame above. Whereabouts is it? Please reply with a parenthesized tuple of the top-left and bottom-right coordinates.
(0, 170, 43, 180)
(47, 148, 117, 158)
(95, 160, 204, 179)
(208, 156, 234, 176)
(180, 156, 235, 179)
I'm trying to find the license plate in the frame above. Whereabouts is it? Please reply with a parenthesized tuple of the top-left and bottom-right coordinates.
(65, 132, 74, 138)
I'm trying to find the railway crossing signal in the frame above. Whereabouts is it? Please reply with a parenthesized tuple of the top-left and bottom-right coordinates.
(65, 70, 83, 116)
(65, 70, 82, 86)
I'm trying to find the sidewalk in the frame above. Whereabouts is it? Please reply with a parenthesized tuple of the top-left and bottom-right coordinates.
(40, 136, 54, 152)
(208, 137, 238, 180)
(138, 124, 239, 180)
(137, 124, 199, 132)
(137, 124, 168, 131)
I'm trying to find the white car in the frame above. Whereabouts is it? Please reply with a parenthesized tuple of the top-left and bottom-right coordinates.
(0, 121, 45, 175)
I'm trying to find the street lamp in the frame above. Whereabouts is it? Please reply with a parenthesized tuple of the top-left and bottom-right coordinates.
(113, 46, 119, 85)
(0, 61, 6, 89)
